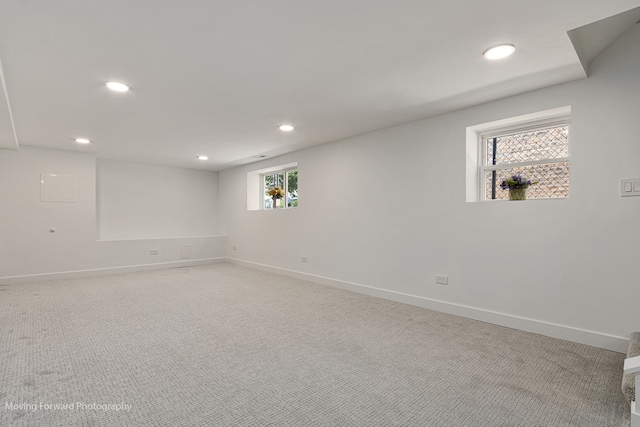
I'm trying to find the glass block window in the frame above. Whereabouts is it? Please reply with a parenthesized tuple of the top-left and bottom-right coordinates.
(482, 122, 570, 200)
(263, 169, 298, 209)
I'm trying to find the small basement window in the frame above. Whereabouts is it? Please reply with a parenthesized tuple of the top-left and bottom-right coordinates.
(247, 162, 298, 211)
(466, 106, 571, 202)
(262, 168, 298, 209)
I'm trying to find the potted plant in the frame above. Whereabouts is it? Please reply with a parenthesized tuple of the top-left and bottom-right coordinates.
(500, 173, 537, 200)
(268, 186, 285, 208)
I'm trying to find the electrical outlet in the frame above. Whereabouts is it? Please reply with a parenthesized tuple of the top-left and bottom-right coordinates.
(301, 256, 308, 263)
(435, 274, 448, 285)
(150, 249, 159, 255)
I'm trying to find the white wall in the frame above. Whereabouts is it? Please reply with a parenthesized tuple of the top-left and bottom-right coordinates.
(97, 159, 218, 239)
(0, 146, 226, 280)
(0, 146, 97, 275)
(220, 25, 640, 352)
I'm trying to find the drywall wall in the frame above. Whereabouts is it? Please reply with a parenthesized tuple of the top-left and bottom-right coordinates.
(219, 24, 640, 351)
(0, 146, 97, 275)
(97, 159, 219, 239)
(0, 146, 225, 280)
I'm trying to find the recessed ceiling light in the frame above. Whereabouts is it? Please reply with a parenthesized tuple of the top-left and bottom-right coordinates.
(105, 81, 130, 92)
(75, 138, 91, 144)
(483, 44, 516, 60)
(279, 124, 294, 132)
(197, 155, 208, 160)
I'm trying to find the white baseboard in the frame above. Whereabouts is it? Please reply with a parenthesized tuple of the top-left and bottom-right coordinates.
(2, 256, 629, 353)
(227, 258, 629, 353)
(0, 258, 225, 285)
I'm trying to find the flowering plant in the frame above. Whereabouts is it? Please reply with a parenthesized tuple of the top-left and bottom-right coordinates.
(500, 173, 537, 190)
(268, 186, 285, 199)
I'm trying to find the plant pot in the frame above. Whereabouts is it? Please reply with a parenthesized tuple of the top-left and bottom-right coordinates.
(509, 187, 527, 200)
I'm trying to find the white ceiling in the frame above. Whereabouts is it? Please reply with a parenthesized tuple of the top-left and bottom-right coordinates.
(0, 1, 639, 171)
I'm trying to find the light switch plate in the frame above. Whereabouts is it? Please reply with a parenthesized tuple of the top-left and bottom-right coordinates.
(621, 178, 640, 197)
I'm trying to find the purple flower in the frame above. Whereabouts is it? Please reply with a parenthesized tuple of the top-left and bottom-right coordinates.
(500, 173, 538, 190)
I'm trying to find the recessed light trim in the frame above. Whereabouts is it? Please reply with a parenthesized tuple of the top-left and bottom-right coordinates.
(106, 81, 130, 92)
(75, 138, 91, 144)
(197, 155, 208, 160)
(483, 44, 516, 60)
(279, 124, 294, 132)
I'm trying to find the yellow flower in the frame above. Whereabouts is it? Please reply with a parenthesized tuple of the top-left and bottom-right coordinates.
(268, 186, 285, 198)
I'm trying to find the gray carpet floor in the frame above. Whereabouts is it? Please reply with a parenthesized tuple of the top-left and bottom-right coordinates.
(0, 263, 630, 426)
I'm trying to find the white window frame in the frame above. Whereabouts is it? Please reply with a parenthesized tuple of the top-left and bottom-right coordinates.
(479, 119, 571, 201)
(247, 162, 298, 211)
(465, 106, 572, 203)
(261, 167, 298, 210)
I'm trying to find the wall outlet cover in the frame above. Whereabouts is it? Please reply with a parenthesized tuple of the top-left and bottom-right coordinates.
(435, 275, 448, 285)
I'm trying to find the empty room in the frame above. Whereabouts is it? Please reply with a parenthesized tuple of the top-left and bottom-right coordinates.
(1, 1, 639, 426)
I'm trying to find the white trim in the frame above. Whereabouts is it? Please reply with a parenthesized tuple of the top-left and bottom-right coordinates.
(482, 157, 570, 172)
(251, 162, 298, 175)
(468, 106, 572, 135)
(3, 255, 627, 353)
(0, 258, 224, 285)
(226, 257, 629, 353)
(96, 234, 226, 242)
(625, 355, 640, 374)
(625, 356, 640, 427)
(0, 55, 19, 150)
(480, 118, 571, 141)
